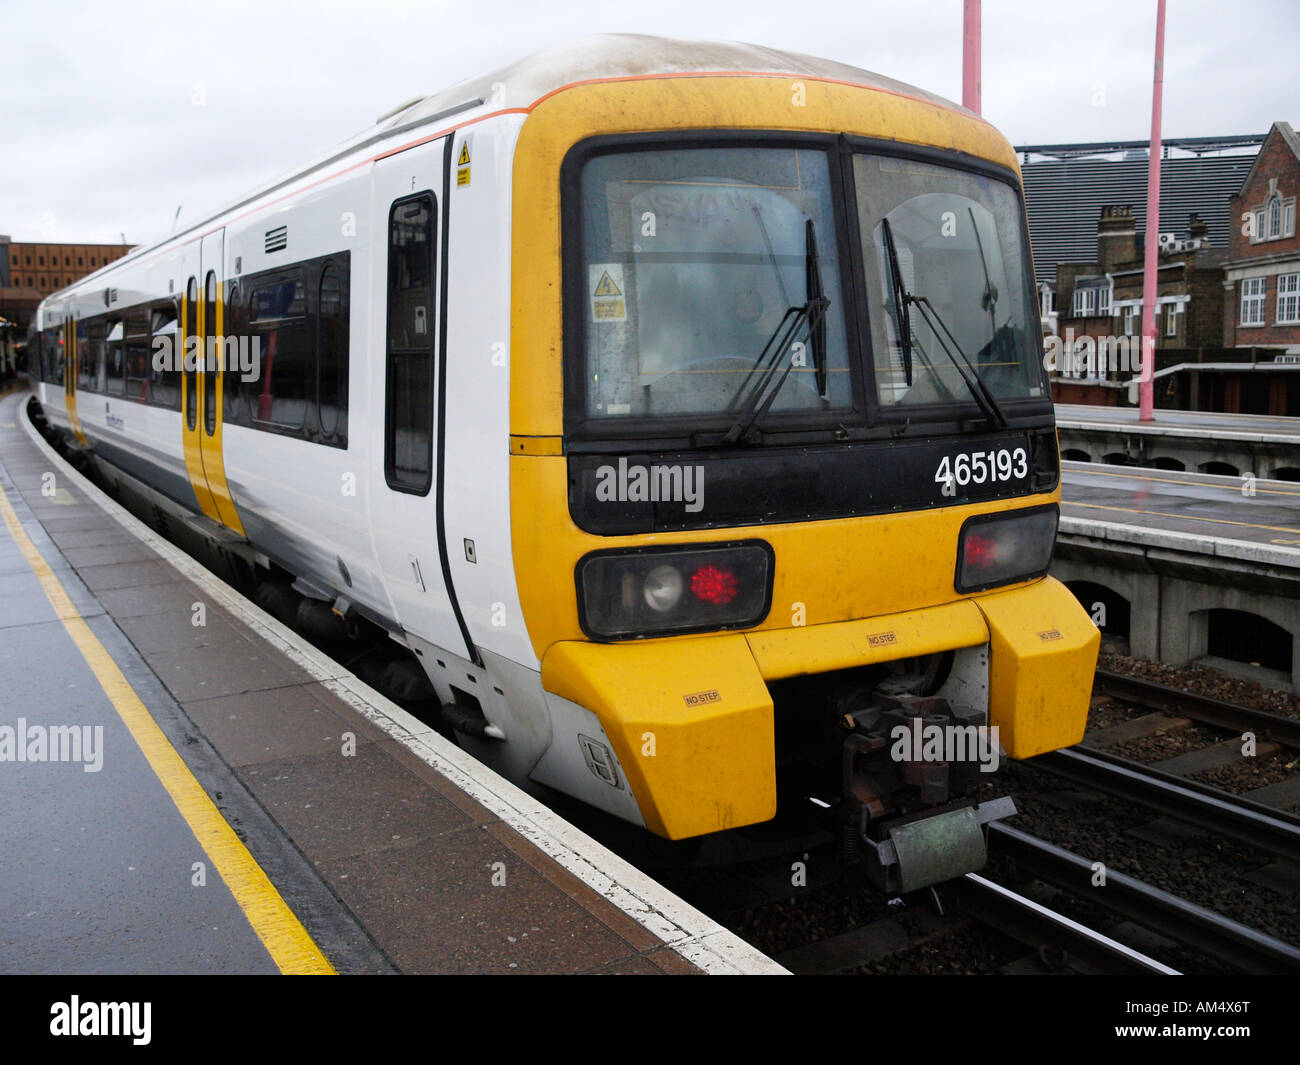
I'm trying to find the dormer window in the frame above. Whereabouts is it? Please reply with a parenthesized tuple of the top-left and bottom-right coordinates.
(1252, 190, 1296, 243)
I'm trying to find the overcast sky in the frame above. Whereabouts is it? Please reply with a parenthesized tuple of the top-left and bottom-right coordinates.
(3, 0, 1295, 247)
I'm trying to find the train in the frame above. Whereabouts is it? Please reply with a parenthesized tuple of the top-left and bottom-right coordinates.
(27, 35, 1098, 893)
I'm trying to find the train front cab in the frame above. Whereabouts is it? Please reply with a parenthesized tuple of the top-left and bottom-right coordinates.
(508, 70, 1100, 890)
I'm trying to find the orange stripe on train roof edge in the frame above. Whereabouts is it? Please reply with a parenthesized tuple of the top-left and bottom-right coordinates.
(48, 68, 991, 281)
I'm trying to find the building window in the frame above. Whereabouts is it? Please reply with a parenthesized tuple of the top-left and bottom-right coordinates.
(1097, 286, 1111, 316)
(1165, 306, 1179, 337)
(1269, 196, 1283, 240)
(1278, 273, 1300, 325)
(1286, 200, 1296, 238)
(1072, 286, 1096, 317)
(1241, 277, 1266, 326)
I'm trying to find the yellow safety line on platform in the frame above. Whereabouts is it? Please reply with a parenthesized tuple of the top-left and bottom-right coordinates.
(0, 481, 334, 976)
(1062, 499, 1300, 537)
(1065, 465, 1300, 498)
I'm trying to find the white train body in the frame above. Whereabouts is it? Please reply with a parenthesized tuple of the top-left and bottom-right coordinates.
(30, 35, 1099, 856)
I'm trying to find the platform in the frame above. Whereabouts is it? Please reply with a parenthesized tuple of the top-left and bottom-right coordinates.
(0, 384, 782, 976)
(1055, 404, 1300, 443)
(1060, 462, 1300, 561)
(1055, 404, 1300, 479)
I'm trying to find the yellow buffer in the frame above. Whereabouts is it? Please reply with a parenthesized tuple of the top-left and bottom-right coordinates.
(747, 600, 988, 681)
(541, 635, 776, 839)
(973, 576, 1100, 758)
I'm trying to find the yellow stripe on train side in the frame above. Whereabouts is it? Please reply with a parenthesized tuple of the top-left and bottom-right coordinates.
(181, 288, 221, 522)
(202, 284, 246, 535)
(65, 320, 87, 445)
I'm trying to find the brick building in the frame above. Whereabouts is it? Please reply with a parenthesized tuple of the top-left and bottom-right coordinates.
(0, 237, 133, 331)
(1223, 121, 1300, 353)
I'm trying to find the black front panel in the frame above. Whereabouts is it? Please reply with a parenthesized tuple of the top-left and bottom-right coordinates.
(568, 427, 1059, 535)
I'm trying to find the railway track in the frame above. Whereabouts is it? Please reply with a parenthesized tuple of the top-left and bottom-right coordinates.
(1093, 669, 1300, 750)
(1029, 747, 1300, 861)
(988, 823, 1300, 974)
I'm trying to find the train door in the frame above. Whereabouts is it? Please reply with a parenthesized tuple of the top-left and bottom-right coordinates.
(179, 233, 244, 534)
(63, 313, 86, 444)
(369, 139, 474, 658)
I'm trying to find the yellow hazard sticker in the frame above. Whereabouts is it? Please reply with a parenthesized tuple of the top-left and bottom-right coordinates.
(589, 264, 626, 322)
(456, 140, 471, 187)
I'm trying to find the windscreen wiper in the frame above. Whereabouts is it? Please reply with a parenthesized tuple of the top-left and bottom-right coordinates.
(908, 295, 1008, 429)
(805, 219, 828, 398)
(880, 217, 914, 387)
(724, 296, 830, 445)
(969, 206, 1000, 347)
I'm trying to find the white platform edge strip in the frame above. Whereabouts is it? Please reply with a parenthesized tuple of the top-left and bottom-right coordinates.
(15, 393, 788, 976)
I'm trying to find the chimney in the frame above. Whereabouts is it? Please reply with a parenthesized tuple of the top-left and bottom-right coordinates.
(1188, 213, 1209, 245)
(1098, 205, 1137, 271)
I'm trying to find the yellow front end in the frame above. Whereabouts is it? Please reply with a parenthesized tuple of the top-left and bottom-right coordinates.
(541, 578, 1097, 839)
(511, 71, 1100, 841)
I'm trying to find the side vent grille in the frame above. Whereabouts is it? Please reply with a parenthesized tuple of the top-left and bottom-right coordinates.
(264, 225, 287, 254)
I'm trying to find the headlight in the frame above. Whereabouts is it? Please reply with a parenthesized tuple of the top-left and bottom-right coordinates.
(955, 504, 1058, 593)
(577, 542, 774, 640)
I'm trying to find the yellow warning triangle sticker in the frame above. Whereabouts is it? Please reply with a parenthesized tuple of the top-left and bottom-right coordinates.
(457, 143, 471, 167)
(593, 271, 622, 297)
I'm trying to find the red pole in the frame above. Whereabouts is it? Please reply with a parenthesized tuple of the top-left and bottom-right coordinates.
(963, 0, 981, 114)
(1139, 0, 1166, 421)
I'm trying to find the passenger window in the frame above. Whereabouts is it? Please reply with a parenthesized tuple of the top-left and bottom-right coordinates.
(126, 310, 151, 402)
(185, 277, 198, 430)
(204, 271, 218, 434)
(150, 302, 181, 409)
(249, 276, 309, 429)
(385, 194, 435, 493)
(83, 319, 105, 392)
(318, 263, 348, 442)
(104, 318, 125, 396)
(223, 284, 243, 424)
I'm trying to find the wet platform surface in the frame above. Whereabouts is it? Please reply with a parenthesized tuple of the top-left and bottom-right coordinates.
(0, 385, 774, 975)
(1060, 461, 1300, 553)
(1056, 404, 1300, 441)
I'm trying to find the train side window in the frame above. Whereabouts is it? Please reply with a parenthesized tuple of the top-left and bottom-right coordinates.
(150, 302, 181, 409)
(83, 319, 104, 392)
(125, 309, 151, 402)
(249, 275, 309, 431)
(74, 319, 90, 391)
(204, 271, 218, 434)
(385, 193, 435, 493)
(224, 283, 244, 424)
(104, 318, 125, 396)
(318, 261, 348, 445)
(48, 327, 63, 385)
(184, 277, 198, 430)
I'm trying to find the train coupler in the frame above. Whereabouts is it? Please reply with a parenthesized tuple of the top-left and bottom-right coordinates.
(854, 796, 1016, 895)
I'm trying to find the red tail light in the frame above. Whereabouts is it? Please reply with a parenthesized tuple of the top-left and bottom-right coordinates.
(690, 564, 738, 605)
(963, 533, 999, 567)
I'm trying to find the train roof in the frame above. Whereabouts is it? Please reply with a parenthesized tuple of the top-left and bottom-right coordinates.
(42, 35, 968, 311)
(376, 33, 965, 131)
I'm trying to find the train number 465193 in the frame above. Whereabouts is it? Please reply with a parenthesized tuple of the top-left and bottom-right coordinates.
(934, 447, 1028, 489)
